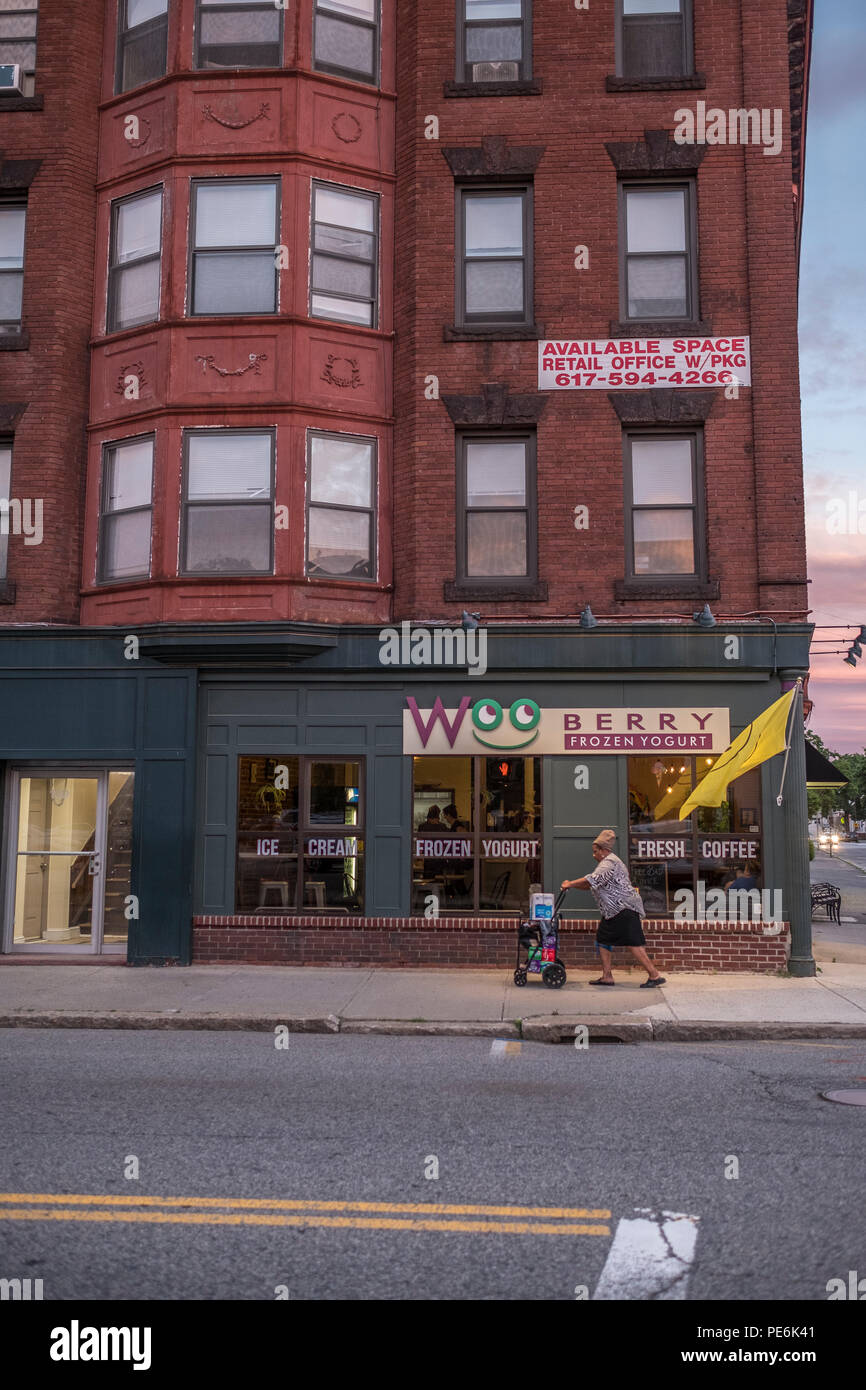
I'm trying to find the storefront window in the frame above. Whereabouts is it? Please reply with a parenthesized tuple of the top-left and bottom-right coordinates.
(236, 757, 363, 912)
(412, 756, 541, 914)
(628, 755, 763, 916)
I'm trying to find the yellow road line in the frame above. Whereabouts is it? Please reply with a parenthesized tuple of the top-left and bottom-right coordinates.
(0, 1206, 609, 1237)
(0, 1192, 610, 1220)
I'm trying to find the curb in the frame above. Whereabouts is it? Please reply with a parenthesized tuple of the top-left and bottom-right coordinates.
(3, 1012, 866, 1042)
(522, 1015, 652, 1044)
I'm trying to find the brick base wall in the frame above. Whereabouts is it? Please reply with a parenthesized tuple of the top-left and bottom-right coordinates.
(192, 917, 790, 972)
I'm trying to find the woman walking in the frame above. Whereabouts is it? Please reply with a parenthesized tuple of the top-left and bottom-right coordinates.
(561, 829, 666, 988)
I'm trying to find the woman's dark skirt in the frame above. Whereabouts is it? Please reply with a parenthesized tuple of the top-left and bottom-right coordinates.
(596, 908, 646, 948)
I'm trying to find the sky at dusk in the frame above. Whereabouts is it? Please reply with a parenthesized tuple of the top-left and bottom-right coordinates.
(800, 0, 866, 753)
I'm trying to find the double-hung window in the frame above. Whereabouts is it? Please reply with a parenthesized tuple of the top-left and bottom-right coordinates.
(310, 183, 378, 327)
(0, 1, 38, 95)
(0, 201, 25, 330)
(313, 1, 378, 85)
(624, 433, 703, 580)
(182, 430, 275, 575)
(458, 0, 529, 83)
(195, 0, 282, 69)
(0, 439, 11, 579)
(116, 0, 168, 93)
(457, 187, 531, 328)
(98, 436, 154, 583)
(620, 182, 696, 321)
(618, 0, 692, 81)
(107, 188, 162, 332)
(458, 434, 536, 581)
(306, 432, 376, 580)
(190, 179, 279, 316)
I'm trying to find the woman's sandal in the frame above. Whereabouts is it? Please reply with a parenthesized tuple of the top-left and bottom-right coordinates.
(589, 978, 616, 986)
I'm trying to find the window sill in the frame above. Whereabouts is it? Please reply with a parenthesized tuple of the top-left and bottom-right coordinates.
(613, 578, 720, 602)
(605, 74, 706, 93)
(443, 79, 543, 98)
(444, 323, 544, 342)
(0, 330, 29, 351)
(609, 319, 712, 338)
(0, 95, 44, 112)
(0, 580, 16, 604)
(444, 579, 548, 603)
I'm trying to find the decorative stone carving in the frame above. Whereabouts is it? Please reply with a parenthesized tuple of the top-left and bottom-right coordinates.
(123, 116, 152, 149)
(195, 352, 268, 379)
(605, 128, 708, 175)
(201, 102, 270, 131)
(321, 354, 363, 389)
(442, 134, 545, 179)
(441, 382, 548, 427)
(332, 112, 362, 144)
(114, 362, 147, 394)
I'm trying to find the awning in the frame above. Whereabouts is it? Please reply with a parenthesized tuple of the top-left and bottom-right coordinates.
(805, 740, 849, 789)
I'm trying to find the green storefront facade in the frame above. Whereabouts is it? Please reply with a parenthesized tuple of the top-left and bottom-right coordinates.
(0, 621, 815, 974)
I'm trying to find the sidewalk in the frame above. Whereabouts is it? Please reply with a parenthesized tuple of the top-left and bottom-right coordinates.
(2, 961, 866, 1042)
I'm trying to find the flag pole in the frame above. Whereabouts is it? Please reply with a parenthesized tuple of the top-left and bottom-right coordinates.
(775, 678, 803, 807)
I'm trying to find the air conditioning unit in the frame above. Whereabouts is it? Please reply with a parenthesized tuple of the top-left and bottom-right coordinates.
(472, 61, 519, 83)
(0, 65, 24, 97)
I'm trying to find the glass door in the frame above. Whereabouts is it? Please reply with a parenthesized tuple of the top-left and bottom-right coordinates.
(5, 770, 135, 954)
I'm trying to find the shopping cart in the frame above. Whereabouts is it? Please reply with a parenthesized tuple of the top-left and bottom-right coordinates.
(513, 888, 567, 989)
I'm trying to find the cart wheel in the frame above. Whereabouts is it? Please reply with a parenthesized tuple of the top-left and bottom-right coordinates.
(513, 969, 527, 987)
(542, 963, 567, 989)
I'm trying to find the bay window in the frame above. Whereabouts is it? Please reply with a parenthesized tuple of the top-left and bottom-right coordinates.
(310, 182, 378, 328)
(108, 187, 162, 332)
(98, 435, 154, 583)
(190, 179, 279, 316)
(306, 431, 376, 580)
(195, 0, 282, 70)
(182, 430, 274, 575)
(313, 0, 378, 85)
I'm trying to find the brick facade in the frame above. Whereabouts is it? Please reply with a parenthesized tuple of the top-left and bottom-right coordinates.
(193, 916, 789, 973)
(0, 0, 104, 623)
(393, 0, 809, 623)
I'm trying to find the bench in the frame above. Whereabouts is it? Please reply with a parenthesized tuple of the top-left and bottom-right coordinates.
(810, 882, 842, 924)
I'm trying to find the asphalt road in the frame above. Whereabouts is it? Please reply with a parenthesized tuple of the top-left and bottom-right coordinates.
(0, 1029, 863, 1302)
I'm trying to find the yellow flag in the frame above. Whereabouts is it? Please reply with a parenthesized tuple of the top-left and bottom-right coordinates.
(678, 686, 797, 819)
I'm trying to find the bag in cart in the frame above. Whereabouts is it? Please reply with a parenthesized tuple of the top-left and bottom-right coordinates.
(514, 889, 568, 989)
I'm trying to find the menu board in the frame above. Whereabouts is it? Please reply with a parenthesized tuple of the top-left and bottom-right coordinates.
(631, 861, 669, 915)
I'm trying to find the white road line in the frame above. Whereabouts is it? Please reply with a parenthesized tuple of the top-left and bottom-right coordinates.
(593, 1209, 700, 1300)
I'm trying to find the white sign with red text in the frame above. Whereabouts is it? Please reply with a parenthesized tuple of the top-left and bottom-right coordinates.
(538, 336, 751, 390)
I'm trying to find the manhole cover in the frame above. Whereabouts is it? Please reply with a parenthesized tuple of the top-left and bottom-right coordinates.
(821, 1090, 866, 1106)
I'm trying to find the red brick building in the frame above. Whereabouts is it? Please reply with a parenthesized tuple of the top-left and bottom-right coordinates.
(0, 1, 816, 976)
